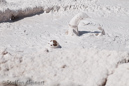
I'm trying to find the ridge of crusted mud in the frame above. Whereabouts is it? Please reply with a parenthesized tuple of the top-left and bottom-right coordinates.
(0, 0, 128, 22)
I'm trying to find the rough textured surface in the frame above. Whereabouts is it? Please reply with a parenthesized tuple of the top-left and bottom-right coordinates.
(0, 0, 129, 86)
(0, 48, 129, 86)
(1, 0, 129, 22)
(106, 63, 129, 86)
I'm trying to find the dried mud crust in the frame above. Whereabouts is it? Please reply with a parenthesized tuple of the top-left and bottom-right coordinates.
(0, 0, 128, 22)
(0, 48, 129, 86)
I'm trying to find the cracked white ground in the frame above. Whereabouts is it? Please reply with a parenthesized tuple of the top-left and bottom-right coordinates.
(0, 0, 129, 86)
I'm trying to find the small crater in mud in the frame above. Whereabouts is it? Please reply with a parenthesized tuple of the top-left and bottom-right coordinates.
(44, 49, 49, 52)
(6, 68, 9, 71)
(24, 30, 26, 33)
(19, 59, 23, 63)
(61, 65, 67, 68)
